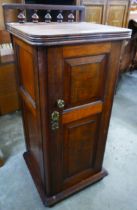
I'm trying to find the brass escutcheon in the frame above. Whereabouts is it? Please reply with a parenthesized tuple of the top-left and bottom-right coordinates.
(51, 111, 59, 130)
(57, 99, 65, 109)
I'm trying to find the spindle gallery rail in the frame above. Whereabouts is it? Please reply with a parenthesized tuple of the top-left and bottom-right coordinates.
(2, 3, 85, 25)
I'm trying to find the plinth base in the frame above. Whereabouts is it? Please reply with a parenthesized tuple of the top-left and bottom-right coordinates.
(24, 151, 108, 207)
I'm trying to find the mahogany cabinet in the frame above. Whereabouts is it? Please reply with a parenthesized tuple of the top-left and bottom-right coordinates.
(81, 0, 107, 24)
(0, 0, 24, 30)
(0, 30, 19, 115)
(6, 22, 131, 206)
(106, 0, 130, 27)
(120, 19, 137, 73)
(0, 63, 19, 115)
(81, 0, 130, 27)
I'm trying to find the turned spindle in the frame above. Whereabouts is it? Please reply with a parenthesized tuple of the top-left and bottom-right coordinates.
(18, 9, 26, 23)
(45, 10, 52, 23)
(57, 10, 63, 23)
(68, 11, 75, 22)
(32, 10, 39, 23)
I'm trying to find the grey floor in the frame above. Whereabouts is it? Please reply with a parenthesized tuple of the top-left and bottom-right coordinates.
(0, 71, 137, 210)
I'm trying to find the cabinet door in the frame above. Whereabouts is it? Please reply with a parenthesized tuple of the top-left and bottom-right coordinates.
(106, 1, 129, 27)
(82, 0, 107, 24)
(47, 42, 122, 194)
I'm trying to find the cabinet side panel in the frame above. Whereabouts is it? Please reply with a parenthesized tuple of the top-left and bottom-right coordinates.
(18, 47, 35, 100)
(22, 102, 41, 171)
(13, 38, 45, 192)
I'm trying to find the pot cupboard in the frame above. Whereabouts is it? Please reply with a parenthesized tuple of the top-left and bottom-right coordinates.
(3, 3, 131, 206)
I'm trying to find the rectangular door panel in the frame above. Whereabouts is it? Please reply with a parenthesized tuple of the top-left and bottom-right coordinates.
(107, 5, 127, 27)
(85, 5, 104, 23)
(64, 54, 108, 107)
(62, 114, 101, 188)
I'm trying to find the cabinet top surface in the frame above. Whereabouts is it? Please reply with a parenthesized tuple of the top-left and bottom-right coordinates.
(7, 22, 131, 46)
